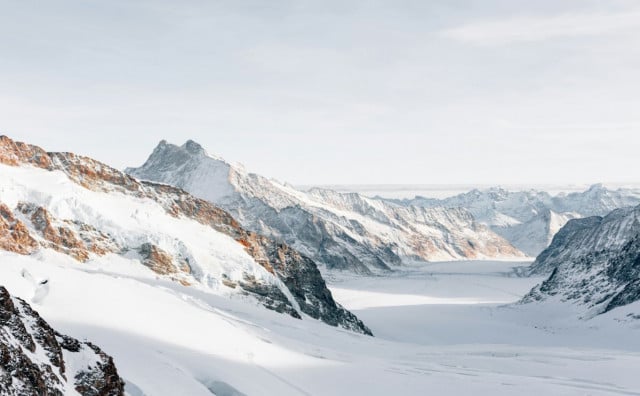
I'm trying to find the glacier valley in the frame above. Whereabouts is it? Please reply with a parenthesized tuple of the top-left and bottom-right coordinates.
(1, 254, 638, 395)
(0, 136, 638, 395)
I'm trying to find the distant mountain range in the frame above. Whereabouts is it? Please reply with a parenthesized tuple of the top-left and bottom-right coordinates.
(127, 140, 522, 274)
(388, 185, 640, 256)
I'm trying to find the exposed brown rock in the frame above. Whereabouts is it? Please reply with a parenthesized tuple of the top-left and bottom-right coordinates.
(138, 243, 177, 275)
(48, 152, 142, 194)
(0, 203, 38, 255)
(17, 204, 90, 262)
(137, 243, 193, 286)
(73, 222, 120, 256)
(0, 135, 52, 169)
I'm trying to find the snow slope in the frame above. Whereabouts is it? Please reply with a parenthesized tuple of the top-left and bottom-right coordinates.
(2, 253, 638, 395)
(127, 140, 522, 274)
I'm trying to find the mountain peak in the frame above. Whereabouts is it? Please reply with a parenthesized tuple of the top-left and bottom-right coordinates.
(587, 183, 606, 192)
(181, 139, 206, 156)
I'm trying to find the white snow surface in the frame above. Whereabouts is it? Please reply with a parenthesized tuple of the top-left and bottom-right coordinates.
(0, 162, 289, 302)
(2, 252, 639, 396)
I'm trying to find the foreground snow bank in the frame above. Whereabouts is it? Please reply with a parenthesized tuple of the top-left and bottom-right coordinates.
(2, 255, 639, 395)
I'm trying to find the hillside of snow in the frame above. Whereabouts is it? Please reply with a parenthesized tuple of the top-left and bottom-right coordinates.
(0, 135, 369, 334)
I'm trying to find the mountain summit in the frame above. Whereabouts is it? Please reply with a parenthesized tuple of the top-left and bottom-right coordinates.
(0, 135, 370, 334)
(127, 140, 522, 274)
(0, 286, 125, 395)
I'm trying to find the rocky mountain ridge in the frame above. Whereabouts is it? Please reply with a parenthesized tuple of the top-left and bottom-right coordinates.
(127, 140, 522, 274)
(0, 135, 370, 335)
(0, 286, 124, 396)
(522, 205, 640, 318)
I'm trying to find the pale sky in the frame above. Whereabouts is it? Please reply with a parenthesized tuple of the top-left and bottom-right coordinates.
(1, 0, 639, 185)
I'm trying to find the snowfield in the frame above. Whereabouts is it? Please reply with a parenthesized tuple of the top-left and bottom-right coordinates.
(2, 254, 639, 395)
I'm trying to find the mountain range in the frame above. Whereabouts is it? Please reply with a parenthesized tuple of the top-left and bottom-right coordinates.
(0, 135, 369, 335)
(1, 135, 639, 395)
(126, 140, 522, 274)
(390, 185, 640, 256)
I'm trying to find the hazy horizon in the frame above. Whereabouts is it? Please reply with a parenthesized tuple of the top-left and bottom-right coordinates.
(2, 1, 639, 185)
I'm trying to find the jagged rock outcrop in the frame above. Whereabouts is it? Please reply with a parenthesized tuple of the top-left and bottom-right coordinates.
(0, 204, 38, 255)
(0, 135, 370, 335)
(126, 140, 522, 274)
(393, 185, 640, 256)
(522, 205, 640, 317)
(0, 286, 125, 395)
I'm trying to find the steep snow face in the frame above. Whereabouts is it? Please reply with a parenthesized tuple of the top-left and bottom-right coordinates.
(394, 186, 640, 256)
(523, 205, 640, 317)
(0, 286, 124, 396)
(0, 136, 370, 334)
(127, 141, 522, 274)
(126, 140, 235, 202)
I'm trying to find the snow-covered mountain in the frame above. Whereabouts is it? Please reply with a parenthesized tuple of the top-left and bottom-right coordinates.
(0, 286, 124, 395)
(0, 135, 369, 335)
(1, 134, 637, 394)
(126, 140, 522, 274)
(392, 185, 640, 256)
(522, 205, 640, 318)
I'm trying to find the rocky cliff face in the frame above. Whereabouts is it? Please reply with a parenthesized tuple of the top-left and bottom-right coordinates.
(0, 286, 124, 396)
(126, 140, 522, 274)
(0, 135, 370, 335)
(393, 185, 640, 256)
(522, 205, 640, 317)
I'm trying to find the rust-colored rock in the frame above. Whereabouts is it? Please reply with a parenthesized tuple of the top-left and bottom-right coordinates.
(74, 222, 120, 256)
(138, 243, 176, 274)
(0, 203, 38, 255)
(23, 205, 89, 262)
(48, 152, 142, 194)
(0, 135, 52, 169)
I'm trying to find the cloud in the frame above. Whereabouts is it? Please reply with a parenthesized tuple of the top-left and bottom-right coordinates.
(441, 9, 640, 45)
